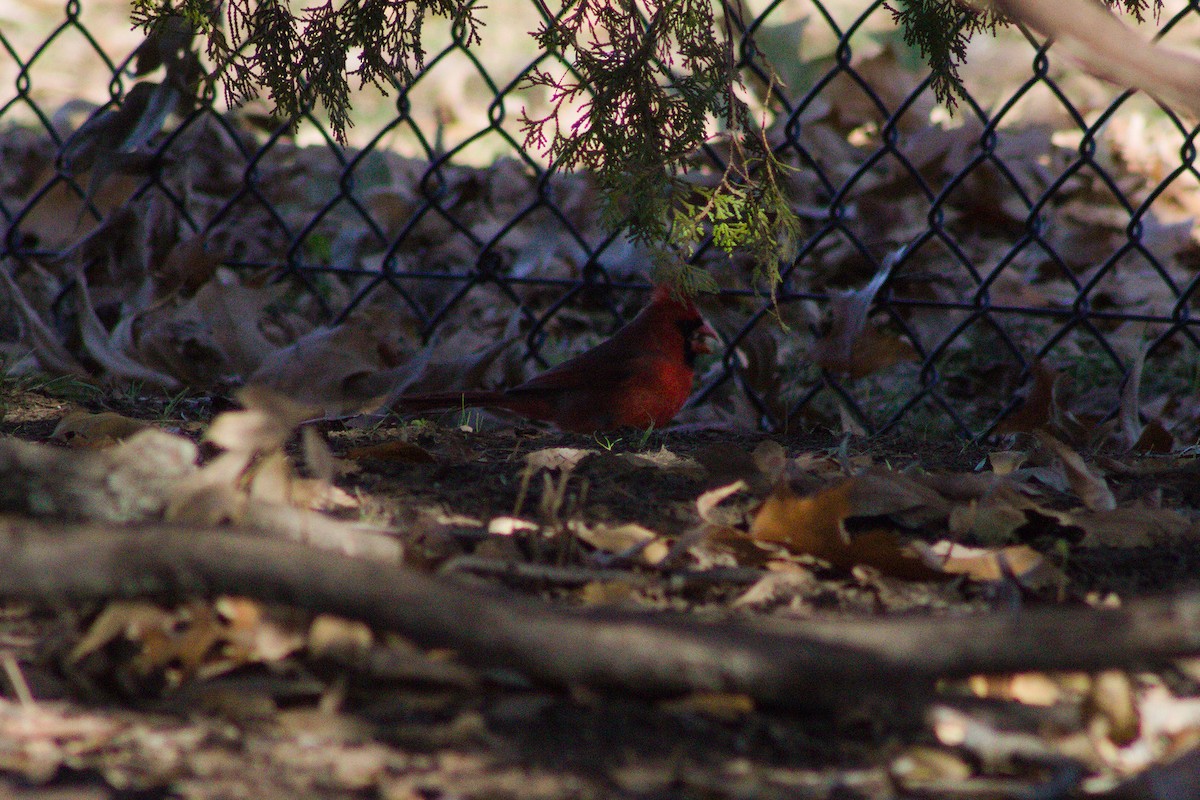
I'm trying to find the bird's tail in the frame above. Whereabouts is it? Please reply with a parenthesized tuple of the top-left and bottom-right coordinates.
(392, 390, 509, 413)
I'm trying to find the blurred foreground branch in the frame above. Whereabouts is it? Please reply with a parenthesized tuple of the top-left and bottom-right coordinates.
(4, 524, 1200, 708)
(989, 0, 1200, 117)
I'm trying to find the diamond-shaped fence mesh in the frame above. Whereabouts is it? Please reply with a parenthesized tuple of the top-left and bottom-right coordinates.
(3, 0, 1200, 440)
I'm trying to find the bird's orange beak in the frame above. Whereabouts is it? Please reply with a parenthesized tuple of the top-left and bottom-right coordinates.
(691, 322, 718, 355)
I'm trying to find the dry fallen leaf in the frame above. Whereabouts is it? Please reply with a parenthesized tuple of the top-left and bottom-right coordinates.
(524, 447, 593, 474)
(927, 541, 1065, 593)
(72, 600, 222, 683)
(964, 672, 1089, 706)
(204, 384, 317, 454)
(0, 698, 124, 784)
(569, 520, 669, 565)
(384, 318, 523, 400)
(249, 310, 408, 413)
(616, 447, 704, 478)
(996, 362, 1059, 435)
(1038, 432, 1117, 512)
(810, 252, 917, 378)
(946, 484, 1078, 545)
(988, 451, 1027, 476)
(0, 261, 91, 378)
(192, 271, 283, 377)
(69, 600, 175, 663)
(749, 480, 946, 581)
(849, 468, 951, 528)
(0, 428, 198, 521)
(947, 496, 1027, 544)
(577, 580, 640, 606)
(487, 516, 538, 536)
(658, 692, 755, 720)
(731, 569, 823, 610)
(308, 615, 374, 661)
(153, 233, 223, 297)
(247, 449, 296, 505)
(73, 596, 306, 686)
(1131, 419, 1174, 454)
(75, 274, 181, 389)
(1071, 506, 1194, 548)
(693, 440, 785, 491)
(695, 479, 750, 525)
(51, 411, 156, 447)
(213, 596, 306, 668)
(347, 439, 437, 463)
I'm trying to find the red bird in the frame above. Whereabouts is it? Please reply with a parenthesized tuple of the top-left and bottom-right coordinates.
(395, 285, 716, 432)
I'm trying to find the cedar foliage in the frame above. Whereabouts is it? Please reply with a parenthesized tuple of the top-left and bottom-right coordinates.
(131, 0, 1164, 279)
(886, 0, 1161, 111)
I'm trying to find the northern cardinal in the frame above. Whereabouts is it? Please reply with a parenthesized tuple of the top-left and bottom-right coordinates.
(394, 285, 716, 432)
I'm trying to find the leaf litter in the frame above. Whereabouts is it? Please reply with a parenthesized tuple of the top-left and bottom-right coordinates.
(6, 34, 1200, 800)
(6, 378, 1200, 796)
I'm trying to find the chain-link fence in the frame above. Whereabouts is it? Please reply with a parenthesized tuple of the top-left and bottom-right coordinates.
(3, 0, 1200, 440)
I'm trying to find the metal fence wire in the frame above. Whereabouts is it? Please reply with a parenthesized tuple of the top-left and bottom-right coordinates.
(3, 0, 1200, 440)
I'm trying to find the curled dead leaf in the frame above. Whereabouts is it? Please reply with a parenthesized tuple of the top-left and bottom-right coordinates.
(569, 520, 669, 565)
(810, 251, 917, 378)
(749, 480, 945, 581)
(996, 362, 1059, 435)
(927, 541, 1065, 594)
(249, 312, 409, 413)
(696, 480, 749, 525)
(69, 601, 175, 663)
(0, 262, 90, 378)
(988, 451, 1027, 476)
(75, 275, 180, 389)
(1038, 432, 1116, 512)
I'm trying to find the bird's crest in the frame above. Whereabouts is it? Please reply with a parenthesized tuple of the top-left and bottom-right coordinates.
(651, 283, 696, 311)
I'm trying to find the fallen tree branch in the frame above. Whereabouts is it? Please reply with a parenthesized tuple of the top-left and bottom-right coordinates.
(439, 554, 766, 589)
(3, 523, 1200, 708)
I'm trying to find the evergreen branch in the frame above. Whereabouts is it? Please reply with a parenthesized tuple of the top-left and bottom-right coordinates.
(886, 0, 1163, 109)
(129, 0, 1168, 281)
(130, 0, 480, 142)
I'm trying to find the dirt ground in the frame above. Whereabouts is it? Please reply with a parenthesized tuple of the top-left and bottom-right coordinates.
(2, 385, 1200, 800)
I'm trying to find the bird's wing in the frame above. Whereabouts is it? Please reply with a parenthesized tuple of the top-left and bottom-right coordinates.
(505, 336, 645, 396)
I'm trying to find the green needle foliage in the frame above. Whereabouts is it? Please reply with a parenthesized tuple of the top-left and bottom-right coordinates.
(132, 0, 481, 139)
(884, 0, 1004, 111)
(519, 0, 800, 285)
(129, 0, 1165, 285)
(886, 0, 1162, 110)
(130, 0, 801, 284)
